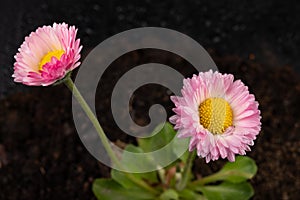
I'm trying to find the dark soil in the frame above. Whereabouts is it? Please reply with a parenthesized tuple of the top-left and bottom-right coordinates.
(1, 50, 300, 199)
(1, 0, 300, 200)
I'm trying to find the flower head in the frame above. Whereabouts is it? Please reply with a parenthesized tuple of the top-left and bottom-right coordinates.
(13, 23, 82, 86)
(170, 70, 261, 162)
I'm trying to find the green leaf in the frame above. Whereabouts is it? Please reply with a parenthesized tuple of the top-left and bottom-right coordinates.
(115, 144, 158, 183)
(197, 181, 254, 200)
(125, 144, 144, 153)
(178, 189, 205, 200)
(111, 144, 158, 190)
(159, 189, 179, 200)
(217, 156, 257, 183)
(121, 144, 156, 172)
(111, 169, 139, 189)
(195, 156, 257, 185)
(178, 150, 190, 163)
(93, 178, 156, 200)
(137, 122, 189, 168)
(137, 122, 176, 152)
(111, 169, 158, 189)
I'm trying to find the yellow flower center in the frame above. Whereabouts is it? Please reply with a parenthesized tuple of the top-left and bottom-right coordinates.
(38, 50, 65, 70)
(199, 97, 233, 134)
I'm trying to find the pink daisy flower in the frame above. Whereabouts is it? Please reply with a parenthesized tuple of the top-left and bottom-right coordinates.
(170, 70, 261, 163)
(13, 23, 82, 86)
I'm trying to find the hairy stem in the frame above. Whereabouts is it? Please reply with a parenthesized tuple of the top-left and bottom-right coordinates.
(177, 150, 197, 191)
(64, 75, 158, 195)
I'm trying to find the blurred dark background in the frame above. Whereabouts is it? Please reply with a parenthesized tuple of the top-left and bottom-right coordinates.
(1, 0, 300, 99)
(0, 0, 300, 199)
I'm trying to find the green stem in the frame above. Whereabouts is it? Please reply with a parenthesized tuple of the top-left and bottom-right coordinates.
(177, 150, 196, 191)
(64, 76, 158, 195)
(191, 172, 224, 186)
(64, 76, 121, 167)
